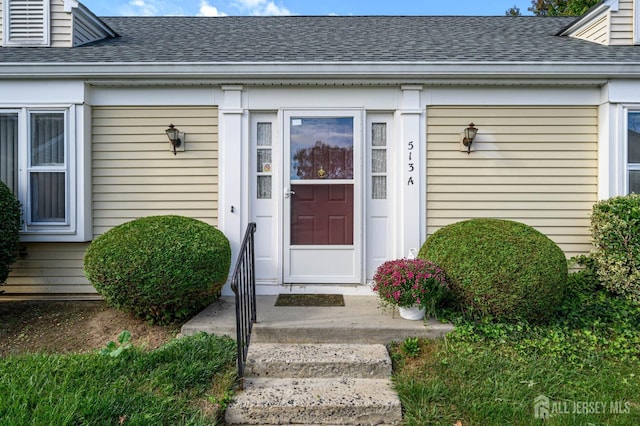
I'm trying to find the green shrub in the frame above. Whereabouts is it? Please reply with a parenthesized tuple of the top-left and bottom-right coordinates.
(84, 215, 231, 324)
(0, 181, 21, 286)
(590, 194, 640, 303)
(418, 218, 567, 322)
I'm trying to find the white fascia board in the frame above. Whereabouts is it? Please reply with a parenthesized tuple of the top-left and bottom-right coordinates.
(0, 62, 637, 80)
(0, 80, 85, 103)
(607, 80, 640, 102)
(426, 86, 601, 106)
(88, 86, 216, 106)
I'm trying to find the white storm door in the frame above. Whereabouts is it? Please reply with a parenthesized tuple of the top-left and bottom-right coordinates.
(283, 111, 362, 284)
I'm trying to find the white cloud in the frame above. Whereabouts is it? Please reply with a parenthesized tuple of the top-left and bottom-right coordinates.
(198, 0, 228, 16)
(261, 2, 291, 16)
(234, 0, 264, 8)
(125, 0, 159, 16)
(117, 0, 192, 16)
(233, 0, 292, 16)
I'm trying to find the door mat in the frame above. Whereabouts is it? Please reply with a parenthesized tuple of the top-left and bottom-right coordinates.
(275, 294, 345, 307)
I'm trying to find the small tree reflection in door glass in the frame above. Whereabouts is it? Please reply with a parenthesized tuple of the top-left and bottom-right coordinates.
(290, 117, 353, 180)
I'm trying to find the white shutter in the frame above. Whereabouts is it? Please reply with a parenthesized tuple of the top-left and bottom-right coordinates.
(3, 0, 50, 46)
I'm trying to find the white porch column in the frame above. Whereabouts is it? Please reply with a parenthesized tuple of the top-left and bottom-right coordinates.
(219, 85, 245, 294)
(396, 85, 425, 259)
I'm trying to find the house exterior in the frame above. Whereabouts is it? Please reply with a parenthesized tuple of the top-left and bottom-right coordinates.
(1, 0, 640, 297)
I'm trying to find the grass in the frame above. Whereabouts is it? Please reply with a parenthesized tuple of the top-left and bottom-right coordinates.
(391, 269, 640, 425)
(0, 332, 236, 425)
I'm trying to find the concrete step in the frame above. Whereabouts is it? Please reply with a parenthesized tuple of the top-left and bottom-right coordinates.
(245, 343, 392, 379)
(224, 377, 402, 426)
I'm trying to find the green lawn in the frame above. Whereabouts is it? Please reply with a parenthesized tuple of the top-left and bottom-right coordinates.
(391, 270, 640, 425)
(0, 332, 236, 425)
(2, 269, 638, 425)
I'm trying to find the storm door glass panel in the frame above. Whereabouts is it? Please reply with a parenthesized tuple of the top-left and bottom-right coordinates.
(0, 113, 18, 193)
(29, 112, 66, 223)
(290, 117, 353, 180)
(290, 117, 354, 245)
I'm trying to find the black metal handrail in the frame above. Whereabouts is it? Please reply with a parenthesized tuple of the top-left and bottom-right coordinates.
(230, 222, 257, 389)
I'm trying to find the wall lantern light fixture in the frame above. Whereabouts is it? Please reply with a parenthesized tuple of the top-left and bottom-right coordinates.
(165, 124, 185, 155)
(461, 122, 479, 154)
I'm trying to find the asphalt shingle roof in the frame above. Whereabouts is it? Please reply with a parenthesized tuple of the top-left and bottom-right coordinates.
(0, 16, 640, 63)
(1, 15, 639, 64)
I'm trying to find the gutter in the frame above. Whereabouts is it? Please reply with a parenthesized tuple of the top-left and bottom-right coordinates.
(0, 61, 638, 81)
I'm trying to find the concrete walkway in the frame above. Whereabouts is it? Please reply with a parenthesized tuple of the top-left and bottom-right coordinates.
(181, 295, 454, 343)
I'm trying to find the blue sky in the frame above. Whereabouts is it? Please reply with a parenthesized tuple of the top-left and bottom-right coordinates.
(81, 0, 534, 17)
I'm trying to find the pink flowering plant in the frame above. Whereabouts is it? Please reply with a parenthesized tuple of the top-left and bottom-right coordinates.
(372, 258, 449, 313)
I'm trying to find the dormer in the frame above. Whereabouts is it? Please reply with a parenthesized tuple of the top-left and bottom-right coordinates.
(1, 0, 116, 47)
(558, 0, 640, 45)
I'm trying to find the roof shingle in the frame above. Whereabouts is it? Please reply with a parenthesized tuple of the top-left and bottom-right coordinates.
(1, 15, 638, 64)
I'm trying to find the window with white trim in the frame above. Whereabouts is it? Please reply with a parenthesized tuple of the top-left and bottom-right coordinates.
(2, 0, 50, 47)
(0, 108, 77, 237)
(628, 111, 640, 193)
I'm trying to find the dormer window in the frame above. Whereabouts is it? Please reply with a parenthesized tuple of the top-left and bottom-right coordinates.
(3, 0, 50, 47)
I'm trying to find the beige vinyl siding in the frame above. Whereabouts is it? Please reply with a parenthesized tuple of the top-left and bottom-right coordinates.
(426, 106, 598, 259)
(571, 12, 609, 45)
(92, 106, 219, 236)
(611, 0, 634, 45)
(51, 0, 72, 47)
(5, 105, 219, 296)
(0, 1, 3, 45)
(4, 243, 94, 294)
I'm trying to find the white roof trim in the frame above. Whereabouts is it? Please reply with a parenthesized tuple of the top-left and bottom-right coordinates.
(72, 3, 117, 40)
(63, 0, 79, 13)
(635, 0, 640, 44)
(559, 0, 618, 37)
(0, 61, 635, 80)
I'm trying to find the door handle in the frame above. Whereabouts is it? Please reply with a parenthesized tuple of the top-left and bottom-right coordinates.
(284, 187, 296, 198)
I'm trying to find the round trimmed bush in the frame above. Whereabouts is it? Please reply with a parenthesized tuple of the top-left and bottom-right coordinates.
(590, 194, 640, 303)
(418, 218, 567, 322)
(0, 181, 21, 287)
(84, 215, 231, 324)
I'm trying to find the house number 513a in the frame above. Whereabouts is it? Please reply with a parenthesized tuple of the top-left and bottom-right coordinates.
(407, 140, 415, 186)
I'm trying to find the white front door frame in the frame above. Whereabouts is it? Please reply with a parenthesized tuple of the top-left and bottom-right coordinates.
(224, 85, 427, 295)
